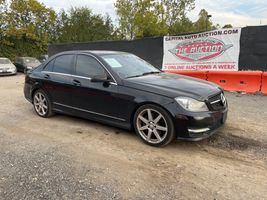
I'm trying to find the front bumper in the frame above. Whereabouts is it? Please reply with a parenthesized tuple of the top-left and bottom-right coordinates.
(165, 102, 228, 141)
(0, 70, 17, 76)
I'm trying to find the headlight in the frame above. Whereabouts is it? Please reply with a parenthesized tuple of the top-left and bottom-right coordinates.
(175, 97, 209, 112)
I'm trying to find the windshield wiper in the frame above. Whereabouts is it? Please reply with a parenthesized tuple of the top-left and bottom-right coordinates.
(126, 74, 143, 79)
(142, 71, 161, 76)
(126, 71, 161, 79)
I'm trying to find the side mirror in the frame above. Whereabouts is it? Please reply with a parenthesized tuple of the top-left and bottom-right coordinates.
(91, 75, 109, 83)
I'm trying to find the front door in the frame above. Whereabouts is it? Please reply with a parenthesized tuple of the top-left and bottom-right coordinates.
(69, 54, 123, 121)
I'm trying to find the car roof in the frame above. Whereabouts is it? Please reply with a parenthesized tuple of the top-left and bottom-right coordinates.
(55, 50, 129, 56)
(0, 57, 10, 59)
(17, 57, 37, 59)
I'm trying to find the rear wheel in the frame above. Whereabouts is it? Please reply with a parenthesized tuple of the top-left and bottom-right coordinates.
(134, 104, 175, 147)
(33, 89, 53, 118)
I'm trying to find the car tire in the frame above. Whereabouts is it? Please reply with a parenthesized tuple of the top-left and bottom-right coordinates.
(134, 104, 175, 147)
(33, 89, 54, 118)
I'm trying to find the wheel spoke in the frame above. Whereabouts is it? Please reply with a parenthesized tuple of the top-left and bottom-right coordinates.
(147, 109, 153, 121)
(37, 106, 42, 112)
(153, 129, 162, 141)
(35, 105, 39, 111)
(38, 94, 42, 101)
(34, 95, 40, 102)
(43, 104, 48, 109)
(139, 125, 148, 131)
(147, 129, 152, 140)
(138, 116, 148, 124)
(156, 125, 167, 132)
(153, 114, 162, 124)
(41, 107, 45, 114)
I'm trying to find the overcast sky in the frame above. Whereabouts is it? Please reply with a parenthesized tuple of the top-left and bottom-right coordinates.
(40, 0, 267, 28)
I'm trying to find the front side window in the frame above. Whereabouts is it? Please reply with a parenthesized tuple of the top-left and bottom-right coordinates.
(53, 55, 74, 74)
(43, 60, 54, 72)
(75, 55, 106, 78)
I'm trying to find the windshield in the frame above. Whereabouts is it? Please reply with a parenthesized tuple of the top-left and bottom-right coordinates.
(23, 57, 41, 64)
(0, 58, 12, 64)
(101, 53, 160, 79)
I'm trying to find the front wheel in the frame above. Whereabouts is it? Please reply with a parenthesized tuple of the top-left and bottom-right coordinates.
(134, 104, 175, 147)
(33, 89, 54, 118)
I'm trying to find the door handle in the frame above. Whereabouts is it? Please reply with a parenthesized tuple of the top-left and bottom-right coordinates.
(44, 74, 50, 79)
(72, 79, 81, 86)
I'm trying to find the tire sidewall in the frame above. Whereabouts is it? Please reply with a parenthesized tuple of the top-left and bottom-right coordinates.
(133, 104, 175, 147)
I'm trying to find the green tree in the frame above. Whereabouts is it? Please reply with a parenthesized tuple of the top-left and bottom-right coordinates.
(114, 0, 135, 39)
(193, 9, 213, 32)
(0, 0, 8, 36)
(133, 0, 168, 38)
(223, 24, 233, 28)
(161, 0, 195, 30)
(0, 0, 56, 59)
(7, 0, 56, 41)
(168, 15, 194, 35)
(55, 7, 116, 43)
(115, 0, 195, 39)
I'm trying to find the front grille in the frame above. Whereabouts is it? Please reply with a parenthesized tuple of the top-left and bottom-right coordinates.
(207, 92, 226, 111)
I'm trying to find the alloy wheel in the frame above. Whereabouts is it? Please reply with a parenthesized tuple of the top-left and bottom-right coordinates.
(136, 108, 168, 144)
(33, 92, 48, 116)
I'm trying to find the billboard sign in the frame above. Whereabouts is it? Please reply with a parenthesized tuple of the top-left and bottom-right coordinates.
(163, 28, 241, 71)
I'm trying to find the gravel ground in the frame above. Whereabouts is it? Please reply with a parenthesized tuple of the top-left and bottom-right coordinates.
(0, 74, 267, 200)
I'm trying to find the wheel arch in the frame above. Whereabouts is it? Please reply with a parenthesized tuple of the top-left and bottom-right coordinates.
(30, 84, 50, 102)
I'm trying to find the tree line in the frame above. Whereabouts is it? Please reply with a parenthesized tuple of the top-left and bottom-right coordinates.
(0, 0, 233, 60)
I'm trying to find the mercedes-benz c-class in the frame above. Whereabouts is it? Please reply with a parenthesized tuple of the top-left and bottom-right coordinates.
(24, 51, 227, 146)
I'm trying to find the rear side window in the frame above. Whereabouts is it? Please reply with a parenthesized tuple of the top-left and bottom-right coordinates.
(75, 55, 106, 78)
(53, 55, 74, 74)
(16, 58, 22, 64)
(43, 60, 54, 72)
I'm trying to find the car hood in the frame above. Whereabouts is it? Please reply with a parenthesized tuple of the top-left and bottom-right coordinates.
(26, 63, 40, 68)
(124, 72, 221, 100)
(0, 64, 16, 69)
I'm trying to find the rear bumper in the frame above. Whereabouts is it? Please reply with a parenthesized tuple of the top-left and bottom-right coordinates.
(24, 82, 33, 103)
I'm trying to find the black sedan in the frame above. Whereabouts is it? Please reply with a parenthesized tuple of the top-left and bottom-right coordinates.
(14, 57, 41, 73)
(24, 51, 228, 146)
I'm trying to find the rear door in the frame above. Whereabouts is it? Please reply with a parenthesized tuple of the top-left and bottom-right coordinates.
(69, 54, 123, 121)
(41, 54, 75, 107)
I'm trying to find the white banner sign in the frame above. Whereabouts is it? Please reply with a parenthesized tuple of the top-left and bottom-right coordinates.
(162, 28, 241, 71)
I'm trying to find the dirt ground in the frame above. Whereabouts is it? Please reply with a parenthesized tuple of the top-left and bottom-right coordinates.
(0, 74, 266, 200)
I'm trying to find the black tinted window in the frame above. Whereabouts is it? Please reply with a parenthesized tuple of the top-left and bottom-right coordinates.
(16, 58, 22, 64)
(75, 55, 106, 78)
(53, 55, 74, 74)
(43, 60, 54, 72)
